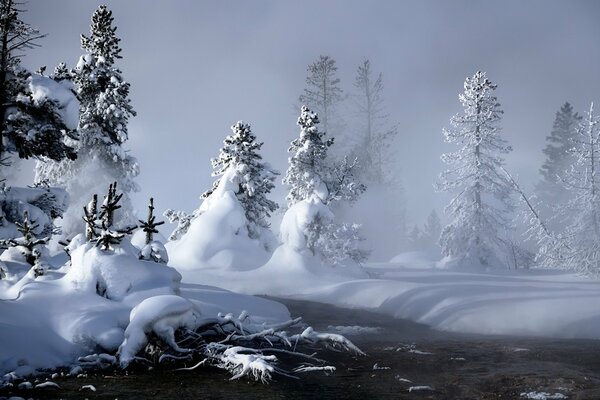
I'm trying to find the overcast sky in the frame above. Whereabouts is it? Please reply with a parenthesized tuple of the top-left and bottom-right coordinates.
(20, 0, 600, 236)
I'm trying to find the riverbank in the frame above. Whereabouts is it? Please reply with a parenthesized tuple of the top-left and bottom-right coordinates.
(2, 297, 599, 399)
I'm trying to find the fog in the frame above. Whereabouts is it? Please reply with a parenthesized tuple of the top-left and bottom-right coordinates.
(20, 0, 600, 240)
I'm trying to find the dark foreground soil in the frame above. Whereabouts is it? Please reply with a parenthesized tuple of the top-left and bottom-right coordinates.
(2, 297, 600, 399)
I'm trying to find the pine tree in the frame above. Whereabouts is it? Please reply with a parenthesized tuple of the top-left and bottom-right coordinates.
(537, 102, 581, 211)
(298, 55, 343, 137)
(202, 121, 279, 240)
(0, 0, 76, 166)
(1, 211, 48, 276)
(35, 5, 139, 236)
(51, 62, 70, 81)
(547, 103, 600, 276)
(85, 182, 136, 251)
(352, 59, 399, 184)
(422, 210, 441, 245)
(284, 106, 333, 206)
(437, 71, 514, 269)
(284, 106, 367, 265)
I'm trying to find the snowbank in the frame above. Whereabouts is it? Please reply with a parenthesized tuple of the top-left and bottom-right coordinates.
(0, 240, 291, 378)
(167, 167, 273, 271)
(184, 252, 600, 340)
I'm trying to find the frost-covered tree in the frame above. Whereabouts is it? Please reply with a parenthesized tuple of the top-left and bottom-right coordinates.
(0, 210, 49, 277)
(51, 62, 70, 82)
(298, 55, 343, 137)
(0, 0, 76, 166)
(284, 106, 333, 206)
(545, 103, 600, 276)
(437, 71, 514, 269)
(284, 106, 367, 265)
(537, 102, 581, 213)
(84, 182, 136, 251)
(202, 121, 279, 240)
(35, 5, 139, 237)
(352, 59, 399, 184)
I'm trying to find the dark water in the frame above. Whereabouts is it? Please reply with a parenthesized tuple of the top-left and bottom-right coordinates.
(3, 297, 600, 399)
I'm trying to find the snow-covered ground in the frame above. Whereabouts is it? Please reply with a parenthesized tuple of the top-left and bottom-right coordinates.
(177, 257, 600, 340)
(0, 239, 289, 378)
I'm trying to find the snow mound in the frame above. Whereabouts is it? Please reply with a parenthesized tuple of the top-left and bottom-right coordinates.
(280, 196, 332, 251)
(65, 239, 181, 301)
(118, 295, 199, 367)
(167, 167, 272, 271)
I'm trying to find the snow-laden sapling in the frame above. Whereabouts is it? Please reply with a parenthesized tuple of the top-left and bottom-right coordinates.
(1, 211, 49, 277)
(85, 182, 136, 250)
(138, 198, 168, 263)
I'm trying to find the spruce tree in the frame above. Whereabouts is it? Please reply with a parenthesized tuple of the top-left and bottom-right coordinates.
(283, 106, 333, 206)
(284, 106, 367, 265)
(537, 102, 581, 211)
(352, 59, 399, 184)
(202, 121, 279, 239)
(437, 71, 514, 269)
(298, 55, 343, 137)
(35, 5, 139, 236)
(0, 0, 76, 166)
(545, 103, 600, 276)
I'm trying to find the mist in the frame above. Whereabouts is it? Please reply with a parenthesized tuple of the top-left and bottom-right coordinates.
(16, 0, 600, 245)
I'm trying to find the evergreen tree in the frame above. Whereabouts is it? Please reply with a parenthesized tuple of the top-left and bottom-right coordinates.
(0, 0, 76, 166)
(544, 103, 600, 276)
(298, 55, 343, 137)
(537, 102, 581, 211)
(422, 210, 441, 246)
(352, 59, 399, 184)
(284, 106, 333, 206)
(202, 121, 279, 239)
(51, 62, 70, 81)
(284, 106, 367, 265)
(437, 71, 514, 269)
(35, 5, 139, 237)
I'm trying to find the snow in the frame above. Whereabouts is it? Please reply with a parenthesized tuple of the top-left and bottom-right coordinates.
(29, 75, 80, 131)
(118, 295, 198, 367)
(0, 240, 291, 379)
(520, 392, 568, 400)
(180, 253, 600, 339)
(166, 167, 272, 271)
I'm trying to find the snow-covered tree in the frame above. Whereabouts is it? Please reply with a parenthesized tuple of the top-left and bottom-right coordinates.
(284, 106, 334, 206)
(51, 62, 71, 82)
(1, 211, 48, 276)
(202, 121, 279, 240)
(544, 103, 600, 276)
(35, 5, 139, 237)
(138, 197, 167, 264)
(437, 71, 514, 269)
(537, 102, 581, 214)
(298, 55, 343, 137)
(352, 59, 399, 184)
(283, 106, 367, 265)
(406, 210, 442, 255)
(85, 182, 136, 251)
(0, 0, 76, 167)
